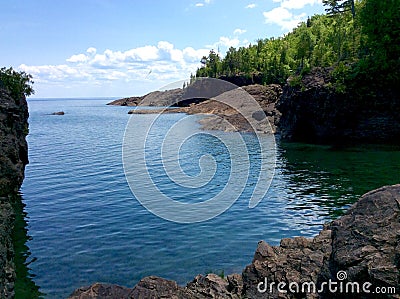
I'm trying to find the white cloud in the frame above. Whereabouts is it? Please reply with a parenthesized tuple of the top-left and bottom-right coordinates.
(206, 36, 242, 52)
(182, 47, 209, 62)
(195, 0, 212, 8)
(19, 34, 260, 97)
(233, 28, 247, 35)
(124, 45, 159, 62)
(18, 41, 216, 92)
(263, 7, 306, 30)
(274, 0, 322, 9)
(262, 0, 321, 31)
(245, 3, 256, 9)
(86, 47, 97, 55)
(66, 54, 88, 63)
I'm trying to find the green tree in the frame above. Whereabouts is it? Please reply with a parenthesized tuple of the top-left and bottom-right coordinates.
(323, 0, 355, 18)
(359, 0, 400, 73)
(0, 67, 34, 100)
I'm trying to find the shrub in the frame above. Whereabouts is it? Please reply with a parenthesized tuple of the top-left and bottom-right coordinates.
(0, 67, 34, 100)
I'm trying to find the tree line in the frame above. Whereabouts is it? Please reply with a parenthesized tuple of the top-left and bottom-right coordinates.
(194, 0, 400, 91)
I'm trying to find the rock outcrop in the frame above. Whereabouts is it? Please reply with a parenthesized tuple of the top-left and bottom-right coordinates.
(276, 67, 400, 144)
(242, 84, 282, 132)
(107, 88, 184, 107)
(0, 88, 29, 298)
(50, 111, 65, 115)
(69, 184, 400, 298)
(128, 84, 282, 133)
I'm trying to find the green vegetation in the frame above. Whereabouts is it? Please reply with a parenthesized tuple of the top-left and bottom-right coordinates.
(0, 67, 34, 100)
(195, 0, 400, 92)
(205, 269, 225, 279)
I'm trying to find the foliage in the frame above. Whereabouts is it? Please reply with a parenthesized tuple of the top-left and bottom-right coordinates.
(358, 0, 400, 76)
(206, 269, 225, 279)
(0, 67, 34, 100)
(323, 0, 355, 18)
(195, 0, 400, 93)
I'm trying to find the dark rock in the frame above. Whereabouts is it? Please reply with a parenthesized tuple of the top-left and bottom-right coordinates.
(328, 185, 400, 294)
(219, 72, 264, 87)
(242, 230, 332, 298)
(0, 201, 15, 299)
(242, 84, 282, 133)
(68, 283, 132, 299)
(50, 111, 65, 115)
(242, 184, 400, 298)
(183, 274, 241, 298)
(0, 89, 29, 195)
(129, 276, 184, 298)
(69, 184, 400, 299)
(276, 67, 400, 144)
(0, 87, 29, 297)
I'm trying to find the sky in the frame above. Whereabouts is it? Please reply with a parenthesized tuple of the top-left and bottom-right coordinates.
(0, 0, 325, 98)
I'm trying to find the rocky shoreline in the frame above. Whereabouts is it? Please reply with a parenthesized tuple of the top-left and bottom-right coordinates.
(69, 184, 400, 298)
(0, 88, 29, 298)
(111, 68, 400, 145)
(126, 83, 282, 134)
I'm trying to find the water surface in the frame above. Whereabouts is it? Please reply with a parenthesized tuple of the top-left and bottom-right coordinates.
(22, 98, 400, 298)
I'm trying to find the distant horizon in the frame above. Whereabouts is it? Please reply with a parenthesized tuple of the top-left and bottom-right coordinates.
(2, 0, 325, 98)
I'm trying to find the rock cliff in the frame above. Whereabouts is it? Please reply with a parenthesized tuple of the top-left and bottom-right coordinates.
(276, 67, 400, 144)
(69, 184, 400, 298)
(0, 88, 29, 298)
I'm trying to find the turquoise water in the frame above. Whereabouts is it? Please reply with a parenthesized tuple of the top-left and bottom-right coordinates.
(22, 98, 400, 298)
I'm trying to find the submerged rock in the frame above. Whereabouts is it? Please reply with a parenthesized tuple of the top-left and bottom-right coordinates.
(69, 184, 400, 298)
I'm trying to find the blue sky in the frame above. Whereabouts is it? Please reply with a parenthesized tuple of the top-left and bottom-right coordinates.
(0, 0, 325, 98)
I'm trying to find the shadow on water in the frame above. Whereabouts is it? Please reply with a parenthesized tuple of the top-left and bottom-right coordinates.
(277, 141, 400, 219)
(11, 194, 43, 298)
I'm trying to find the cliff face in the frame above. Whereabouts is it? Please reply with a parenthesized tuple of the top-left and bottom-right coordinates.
(276, 67, 400, 144)
(69, 184, 400, 299)
(0, 88, 29, 298)
(0, 88, 29, 195)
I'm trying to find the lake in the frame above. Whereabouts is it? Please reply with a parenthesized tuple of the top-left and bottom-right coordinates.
(21, 98, 400, 298)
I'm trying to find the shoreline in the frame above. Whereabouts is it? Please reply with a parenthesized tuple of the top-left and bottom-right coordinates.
(69, 184, 400, 298)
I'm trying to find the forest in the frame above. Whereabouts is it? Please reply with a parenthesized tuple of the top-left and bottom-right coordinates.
(194, 0, 400, 93)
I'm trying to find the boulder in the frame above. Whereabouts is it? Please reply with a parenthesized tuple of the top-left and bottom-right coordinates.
(68, 283, 132, 299)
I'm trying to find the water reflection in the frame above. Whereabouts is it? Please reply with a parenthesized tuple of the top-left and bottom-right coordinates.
(11, 194, 42, 298)
(277, 142, 400, 219)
